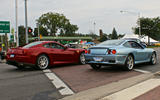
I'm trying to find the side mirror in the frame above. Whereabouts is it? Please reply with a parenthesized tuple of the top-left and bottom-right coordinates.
(141, 43, 147, 48)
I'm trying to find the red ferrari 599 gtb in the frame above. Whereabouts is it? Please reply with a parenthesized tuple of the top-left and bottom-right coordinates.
(6, 41, 86, 70)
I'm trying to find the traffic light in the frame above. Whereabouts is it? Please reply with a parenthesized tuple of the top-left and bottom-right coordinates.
(10, 35, 14, 42)
(28, 28, 32, 33)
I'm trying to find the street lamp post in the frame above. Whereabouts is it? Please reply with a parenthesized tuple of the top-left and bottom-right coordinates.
(24, 0, 28, 44)
(93, 22, 96, 34)
(120, 10, 141, 36)
(37, 23, 40, 41)
(15, 0, 19, 47)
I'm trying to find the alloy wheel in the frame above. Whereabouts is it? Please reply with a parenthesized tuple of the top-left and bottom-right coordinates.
(37, 55, 49, 70)
(151, 53, 157, 65)
(80, 53, 86, 64)
(125, 55, 134, 70)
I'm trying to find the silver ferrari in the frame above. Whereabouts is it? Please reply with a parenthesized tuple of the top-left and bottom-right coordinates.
(85, 39, 157, 70)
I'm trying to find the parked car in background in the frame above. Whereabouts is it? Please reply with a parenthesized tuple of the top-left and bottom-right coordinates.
(0, 51, 5, 61)
(65, 43, 82, 48)
(85, 39, 157, 71)
(6, 41, 86, 70)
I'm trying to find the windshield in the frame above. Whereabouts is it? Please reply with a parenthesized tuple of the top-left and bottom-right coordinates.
(97, 40, 125, 46)
(23, 41, 43, 48)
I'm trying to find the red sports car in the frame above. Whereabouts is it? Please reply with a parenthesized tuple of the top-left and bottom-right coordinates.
(6, 41, 86, 70)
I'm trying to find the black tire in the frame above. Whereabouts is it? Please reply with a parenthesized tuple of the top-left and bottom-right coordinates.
(150, 52, 157, 65)
(90, 64, 101, 70)
(36, 54, 49, 70)
(79, 52, 86, 65)
(124, 55, 134, 71)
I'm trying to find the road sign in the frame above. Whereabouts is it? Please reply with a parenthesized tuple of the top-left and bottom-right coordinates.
(0, 21, 10, 33)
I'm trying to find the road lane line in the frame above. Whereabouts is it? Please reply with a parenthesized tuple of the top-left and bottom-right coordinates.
(134, 69, 151, 74)
(100, 79, 160, 100)
(43, 69, 74, 95)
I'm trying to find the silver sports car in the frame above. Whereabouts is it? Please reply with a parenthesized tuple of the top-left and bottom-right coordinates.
(85, 39, 157, 70)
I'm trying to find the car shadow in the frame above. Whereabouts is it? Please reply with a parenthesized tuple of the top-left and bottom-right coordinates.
(5, 66, 41, 72)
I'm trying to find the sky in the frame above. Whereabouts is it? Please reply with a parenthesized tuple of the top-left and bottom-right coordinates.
(1, 0, 160, 36)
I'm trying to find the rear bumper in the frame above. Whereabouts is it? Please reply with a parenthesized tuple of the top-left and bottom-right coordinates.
(6, 54, 36, 67)
(85, 54, 127, 65)
(6, 60, 35, 67)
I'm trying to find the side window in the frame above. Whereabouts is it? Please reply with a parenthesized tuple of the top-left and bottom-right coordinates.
(129, 41, 143, 49)
(43, 43, 51, 48)
(43, 43, 64, 49)
(123, 42, 132, 48)
(53, 43, 64, 49)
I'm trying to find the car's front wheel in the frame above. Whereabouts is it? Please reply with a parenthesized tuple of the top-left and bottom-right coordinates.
(150, 52, 157, 65)
(124, 55, 134, 71)
(90, 64, 101, 70)
(36, 54, 49, 70)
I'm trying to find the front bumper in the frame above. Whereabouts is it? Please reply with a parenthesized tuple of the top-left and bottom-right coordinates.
(85, 54, 127, 65)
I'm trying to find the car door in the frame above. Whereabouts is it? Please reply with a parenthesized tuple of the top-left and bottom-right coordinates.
(129, 41, 147, 61)
(51, 43, 76, 63)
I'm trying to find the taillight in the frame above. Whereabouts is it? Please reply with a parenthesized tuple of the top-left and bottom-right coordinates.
(23, 49, 28, 54)
(108, 49, 116, 54)
(112, 50, 116, 54)
(85, 50, 88, 54)
(108, 50, 111, 54)
(85, 49, 90, 54)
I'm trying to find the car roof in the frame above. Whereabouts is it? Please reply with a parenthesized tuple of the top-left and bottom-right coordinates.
(38, 41, 58, 43)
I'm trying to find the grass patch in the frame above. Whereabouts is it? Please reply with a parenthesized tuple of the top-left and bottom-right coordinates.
(147, 45, 160, 48)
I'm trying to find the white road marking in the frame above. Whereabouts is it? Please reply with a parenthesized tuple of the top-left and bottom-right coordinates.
(43, 69, 52, 73)
(100, 78, 160, 100)
(43, 69, 74, 95)
(134, 69, 151, 74)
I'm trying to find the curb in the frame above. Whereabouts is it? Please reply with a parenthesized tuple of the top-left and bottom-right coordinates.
(60, 73, 154, 100)
(0, 60, 6, 63)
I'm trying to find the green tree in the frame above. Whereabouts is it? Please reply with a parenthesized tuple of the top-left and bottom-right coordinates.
(37, 12, 78, 36)
(133, 17, 160, 41)
(111, 27, 118, 39)
(34, 26, 48, 37)
(99, 34, 108, 42)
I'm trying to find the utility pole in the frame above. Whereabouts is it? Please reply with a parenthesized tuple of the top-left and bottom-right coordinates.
(15, 0, 19, 47)
(25, 0, 28, 44)
(37, 23, 40, 41)
(138, 12, 141, 36)
(94, 22, 96, 34)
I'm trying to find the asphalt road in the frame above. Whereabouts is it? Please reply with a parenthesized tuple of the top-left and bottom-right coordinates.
(0, 48, 160, 100)
(0, 63, 62, 100)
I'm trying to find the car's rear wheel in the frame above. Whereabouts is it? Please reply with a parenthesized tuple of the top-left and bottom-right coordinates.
(80, 52, 86, 65)
(36, 54, 49, 70)
(90, 64, 101, 70)
(150, 52, 157, 65)
(124, 55, 134, 71)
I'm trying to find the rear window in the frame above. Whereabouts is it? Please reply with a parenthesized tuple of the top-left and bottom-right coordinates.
(97, 40, 124, 46)
(23, 41, 43, 48)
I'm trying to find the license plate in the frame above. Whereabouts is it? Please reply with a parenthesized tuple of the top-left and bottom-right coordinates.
(10, 54, 15, 58)
(93, 57, 103, 62)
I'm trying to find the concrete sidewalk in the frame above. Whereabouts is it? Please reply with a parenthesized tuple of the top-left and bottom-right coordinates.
(60, 73, 154, 100)
(0, 59, 6, 63)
